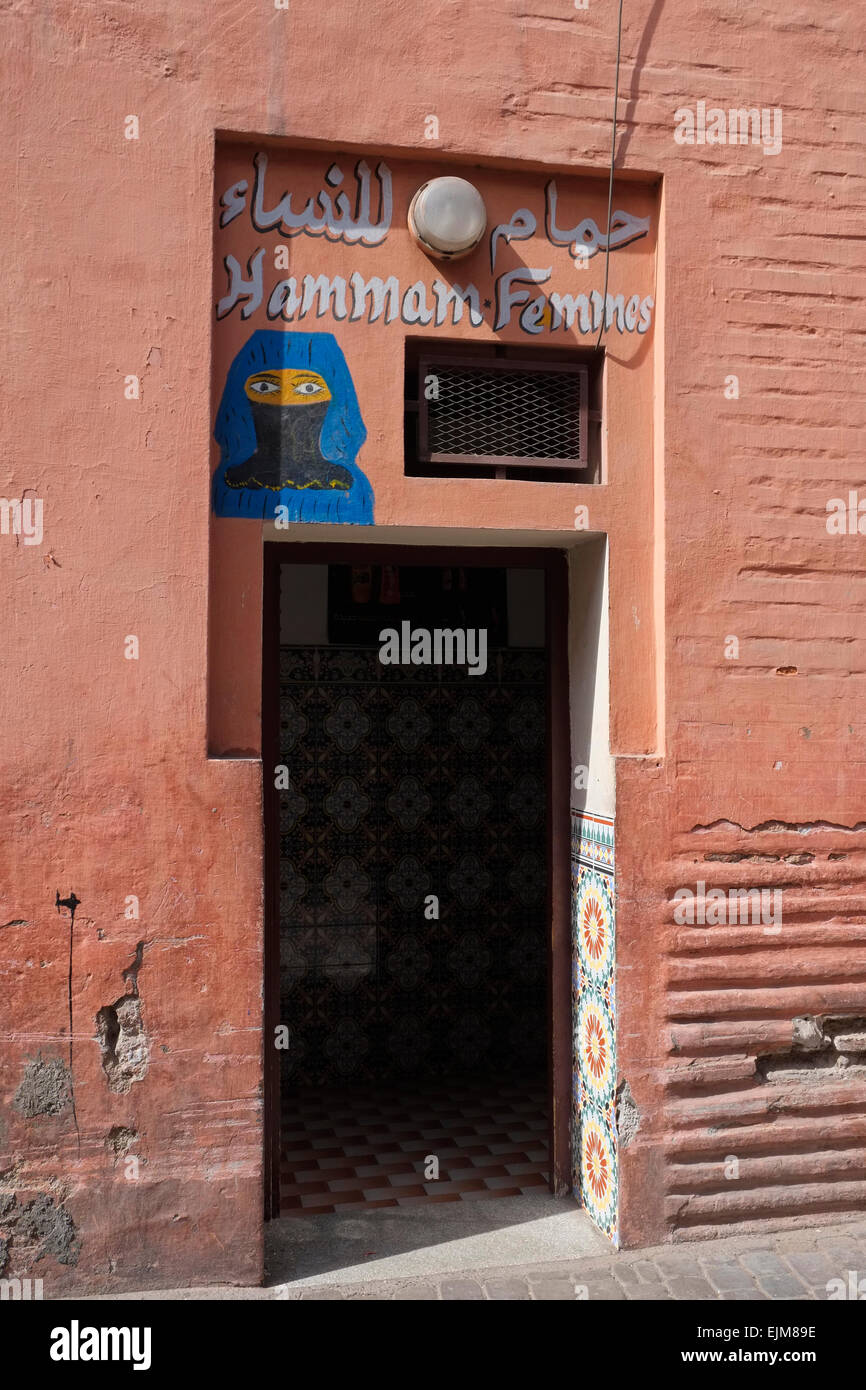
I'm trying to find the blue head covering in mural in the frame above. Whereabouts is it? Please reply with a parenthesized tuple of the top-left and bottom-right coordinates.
(213, 329, 373, 524)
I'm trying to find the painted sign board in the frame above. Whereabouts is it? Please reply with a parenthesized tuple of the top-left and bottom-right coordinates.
(212, 148, 656, 525)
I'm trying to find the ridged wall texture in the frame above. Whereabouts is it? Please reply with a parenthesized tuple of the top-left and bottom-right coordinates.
(0, 0, 863, 1289)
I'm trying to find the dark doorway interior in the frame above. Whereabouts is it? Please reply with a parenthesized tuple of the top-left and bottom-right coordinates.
(264, 549, 564, 1219)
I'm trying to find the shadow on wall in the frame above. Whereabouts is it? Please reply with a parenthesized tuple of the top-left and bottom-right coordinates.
(616, 0, 668, 165)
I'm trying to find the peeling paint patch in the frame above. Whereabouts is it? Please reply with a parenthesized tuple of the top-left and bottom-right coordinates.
(692, 819, 866, 834)
(105, 1126, 138, 1161)
(12, 1054, 72, 1118)
(96, 997, 149, 1094)
(616, 1079, 640, 1149)
(96, 942, 150, 1094)
(758, 1015, 866, 1081)
(0, 1192, 80, 1268)
(703, 849, 814, 864)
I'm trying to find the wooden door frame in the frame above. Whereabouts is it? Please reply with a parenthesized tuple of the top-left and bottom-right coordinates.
(261, 541, 572, 1217)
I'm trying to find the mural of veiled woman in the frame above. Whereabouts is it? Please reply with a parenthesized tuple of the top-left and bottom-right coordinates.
(213, 329, 373, 523)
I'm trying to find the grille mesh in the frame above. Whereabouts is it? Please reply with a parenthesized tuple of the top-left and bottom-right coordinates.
(424, 363, 585, 464)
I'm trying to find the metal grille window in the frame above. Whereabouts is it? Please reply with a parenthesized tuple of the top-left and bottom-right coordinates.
(417, 355, 589, 475)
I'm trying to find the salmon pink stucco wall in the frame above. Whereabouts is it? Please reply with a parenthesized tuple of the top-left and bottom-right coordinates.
(1, 0, 864, 1292)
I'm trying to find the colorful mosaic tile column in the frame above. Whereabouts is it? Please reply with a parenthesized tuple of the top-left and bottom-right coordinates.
(572, 810, 617, 1244)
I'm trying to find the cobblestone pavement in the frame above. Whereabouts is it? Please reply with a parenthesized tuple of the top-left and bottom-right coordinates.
(274, 1218, 866, 1301)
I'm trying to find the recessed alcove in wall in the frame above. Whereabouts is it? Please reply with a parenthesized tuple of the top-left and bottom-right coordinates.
(206, 139, 661, 766)
(204, 135, 662, 1245)
(403, 339, 605, 484)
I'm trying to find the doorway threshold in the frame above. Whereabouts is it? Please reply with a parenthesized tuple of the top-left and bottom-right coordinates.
(265, 1194, 608, 1289)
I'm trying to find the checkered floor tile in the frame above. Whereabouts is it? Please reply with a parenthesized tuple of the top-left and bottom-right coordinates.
(280, 1077, 549, 1215)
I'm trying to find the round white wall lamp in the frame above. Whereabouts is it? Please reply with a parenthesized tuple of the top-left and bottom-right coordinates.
(408, 177, 487, 260)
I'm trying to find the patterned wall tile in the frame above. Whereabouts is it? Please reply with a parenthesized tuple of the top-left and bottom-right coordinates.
(279, 645, 547, 1087)
(572, 809, 617, 1245)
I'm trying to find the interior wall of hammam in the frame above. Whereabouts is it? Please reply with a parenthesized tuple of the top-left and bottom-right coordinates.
(207, 143, 660, 759)
(276, 561, 549, 1090)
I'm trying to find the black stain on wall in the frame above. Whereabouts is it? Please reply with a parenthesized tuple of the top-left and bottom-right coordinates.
(55, 890, 82, 1151)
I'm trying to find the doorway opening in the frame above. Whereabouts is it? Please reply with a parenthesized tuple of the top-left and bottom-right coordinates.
(262, 544, 571, 1222)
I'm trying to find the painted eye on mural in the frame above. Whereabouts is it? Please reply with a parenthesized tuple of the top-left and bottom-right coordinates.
(248, 379, 281, 395)
(295, 381, 325, 395)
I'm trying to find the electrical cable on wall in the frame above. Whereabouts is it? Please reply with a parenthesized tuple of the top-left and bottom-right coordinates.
(596, 0, 626, 350)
